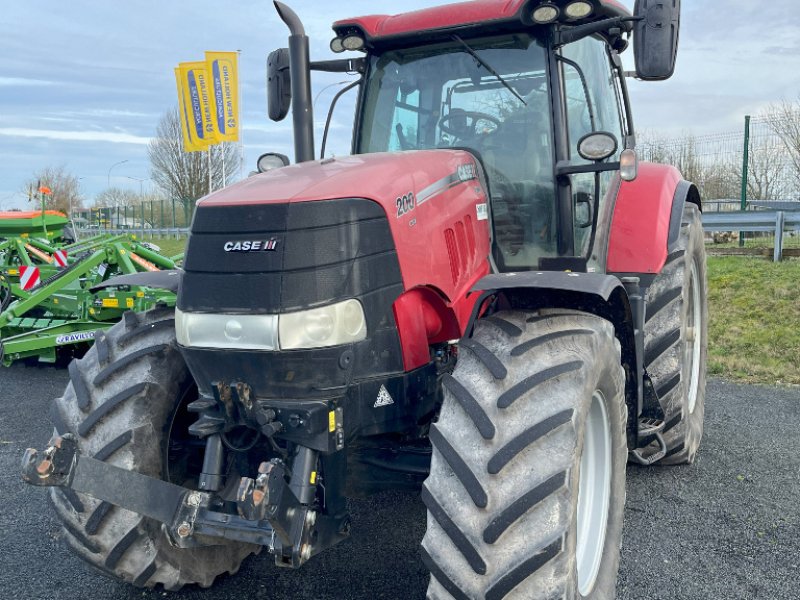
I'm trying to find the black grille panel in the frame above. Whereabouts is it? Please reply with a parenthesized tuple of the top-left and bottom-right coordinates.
(179, 198, 402, 314)
(179, 197, 407, 388)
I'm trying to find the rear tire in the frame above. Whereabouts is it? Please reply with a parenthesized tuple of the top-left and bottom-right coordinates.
(48, 307, 257, 590)
(422, 311, 627, 599)
(644, 204, 708, 464)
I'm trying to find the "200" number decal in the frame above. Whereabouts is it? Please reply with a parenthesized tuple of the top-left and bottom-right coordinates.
(396, 192, 415, 218)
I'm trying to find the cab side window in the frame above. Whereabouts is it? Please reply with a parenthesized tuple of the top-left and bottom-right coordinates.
(561, 37, 625, 255)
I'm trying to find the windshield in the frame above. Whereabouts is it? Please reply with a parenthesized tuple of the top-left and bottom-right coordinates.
(356, 35, 557, 269)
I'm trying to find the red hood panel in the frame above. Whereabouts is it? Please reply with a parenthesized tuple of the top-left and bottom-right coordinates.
(199, 150, 477, 208)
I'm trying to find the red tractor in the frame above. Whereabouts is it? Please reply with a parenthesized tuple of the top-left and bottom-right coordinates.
(24, 1, 706, 598)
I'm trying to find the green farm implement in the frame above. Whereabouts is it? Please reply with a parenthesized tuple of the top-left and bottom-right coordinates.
(0, 212, 179, 366)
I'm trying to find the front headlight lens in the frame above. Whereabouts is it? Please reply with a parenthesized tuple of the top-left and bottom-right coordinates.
(176, 299, 367, 351)
(565, 1, 593, 19)
(175, 308, 279, 350)
(280, 299, 367, 350)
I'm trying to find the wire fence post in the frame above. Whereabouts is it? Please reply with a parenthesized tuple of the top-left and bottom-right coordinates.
(739, 115, 751, 247)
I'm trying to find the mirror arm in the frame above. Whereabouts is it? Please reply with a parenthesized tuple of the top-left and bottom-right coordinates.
(310, 58, 366, 74)
(556, 161, 621, 177)
(556, 16, 642, 47)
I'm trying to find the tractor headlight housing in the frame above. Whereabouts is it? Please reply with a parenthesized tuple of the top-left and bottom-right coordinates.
(565, 1, 593, 20)
(532, 3, 560, 24)
(175, 309, 279, 351)
(280, 299, 367, 350)
(175, 299, 367, 351)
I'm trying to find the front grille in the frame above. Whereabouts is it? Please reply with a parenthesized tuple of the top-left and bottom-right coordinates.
(178, 197, 406, 395)
(179, 198, 402, 314)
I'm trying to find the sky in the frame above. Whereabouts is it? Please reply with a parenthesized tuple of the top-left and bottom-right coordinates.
(1, 0, 798, 210)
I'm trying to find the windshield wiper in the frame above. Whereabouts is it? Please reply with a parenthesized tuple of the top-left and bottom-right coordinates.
(452, 35, 527, 106)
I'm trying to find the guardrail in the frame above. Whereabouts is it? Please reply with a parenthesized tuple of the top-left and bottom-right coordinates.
(76, 214, 798, 262)
(702, 211, 800, 262)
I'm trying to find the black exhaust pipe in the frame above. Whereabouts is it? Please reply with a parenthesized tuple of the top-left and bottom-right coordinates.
(274, 1, 315, 163)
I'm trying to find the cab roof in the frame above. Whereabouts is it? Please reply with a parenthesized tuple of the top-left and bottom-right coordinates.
(333, 0, 631, 45)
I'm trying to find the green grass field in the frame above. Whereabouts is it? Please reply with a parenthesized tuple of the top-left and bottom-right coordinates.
(140, 235, 800, 385)
(140, 236, 186, 259)
(707, 257, 800, 385)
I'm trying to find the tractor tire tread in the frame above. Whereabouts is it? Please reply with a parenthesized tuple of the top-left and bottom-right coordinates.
(49, 306, 256, 590)
(423, 311, 628, 599)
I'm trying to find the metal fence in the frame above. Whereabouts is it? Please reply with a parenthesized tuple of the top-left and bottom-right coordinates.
(72, 198, 195, 235)
(638, 113, 800, 209)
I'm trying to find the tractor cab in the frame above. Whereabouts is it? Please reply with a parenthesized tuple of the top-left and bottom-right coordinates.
(267, 0, 680, 274)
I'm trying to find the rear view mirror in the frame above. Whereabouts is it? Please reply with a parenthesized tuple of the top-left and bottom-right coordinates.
(633, 0, 681, 81)
(267, 48, 291, 121)
(577, 132, 618, 162)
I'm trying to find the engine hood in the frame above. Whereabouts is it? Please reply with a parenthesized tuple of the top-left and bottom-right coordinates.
(198, 149, 480, 208)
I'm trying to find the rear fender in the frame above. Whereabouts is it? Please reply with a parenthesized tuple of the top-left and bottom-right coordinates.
(468, 272, 640, 445)
(607, 162, 701, 275)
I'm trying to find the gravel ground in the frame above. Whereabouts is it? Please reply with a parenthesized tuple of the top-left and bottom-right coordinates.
(1, 366, 798, 599)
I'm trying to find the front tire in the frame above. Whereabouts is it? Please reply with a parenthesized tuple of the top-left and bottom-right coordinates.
(644, 203, 708, 464)
(422, 311, 627, 599)
(48, 307, 257, 590)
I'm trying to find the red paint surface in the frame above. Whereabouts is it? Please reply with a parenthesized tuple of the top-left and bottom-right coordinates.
(333, 0, 631, 41)
(607, 162, 683, 274)
(200, 151, 492, 369)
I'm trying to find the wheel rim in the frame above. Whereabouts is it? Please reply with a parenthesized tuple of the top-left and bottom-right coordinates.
(684, 259, 702, 415)
(576, 391, 612, 596)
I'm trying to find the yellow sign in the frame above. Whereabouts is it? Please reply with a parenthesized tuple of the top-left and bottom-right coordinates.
(178, 61, 219, 148)
(102, 298, 120, 308)
(205, 51, 240, 143)
(175, 68, 206, 152)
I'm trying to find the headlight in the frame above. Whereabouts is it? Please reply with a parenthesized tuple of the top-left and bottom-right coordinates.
(175, 308, 279, 350)
(175, 299, 367, 351)
(280, 299, 367, 350)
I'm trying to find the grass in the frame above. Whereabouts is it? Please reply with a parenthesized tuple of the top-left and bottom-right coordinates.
(138, 235, 799, 385)
(137, 235, 186, 259)
(707, 257, 800, 385)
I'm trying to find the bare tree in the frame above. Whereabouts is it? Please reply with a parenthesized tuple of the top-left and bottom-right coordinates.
(638, 131, 739, 203)
(22, 166, 83, 215)
(764, 97, 800, 196)
(94, 187, 141, 210)
(736, 137, 788, 201)
(147, 108, 242, 218)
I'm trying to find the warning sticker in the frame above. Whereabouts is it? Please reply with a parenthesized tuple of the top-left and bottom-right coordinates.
(476, 203, 488, 221)
(374, 385, 394, 408)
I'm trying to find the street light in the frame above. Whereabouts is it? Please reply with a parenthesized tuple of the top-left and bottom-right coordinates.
(107, 159, 129, 188)
(125, 176, 149, 196)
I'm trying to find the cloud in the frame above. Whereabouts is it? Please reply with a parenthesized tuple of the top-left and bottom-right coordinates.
(0, 77, 55, 87)
(0, 128, 151, 145)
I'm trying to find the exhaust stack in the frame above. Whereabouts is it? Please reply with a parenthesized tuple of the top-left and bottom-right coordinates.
(274, 1, 315, 163)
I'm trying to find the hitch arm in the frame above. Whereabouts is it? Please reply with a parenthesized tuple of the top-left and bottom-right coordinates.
(22, 435, 187, 525)
(21, 435, 348, 567)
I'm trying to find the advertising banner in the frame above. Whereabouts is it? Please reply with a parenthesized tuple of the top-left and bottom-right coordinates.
(205, 51, 240, 142)
(178, 61, 219, 148)
(174, 67, 206, 152)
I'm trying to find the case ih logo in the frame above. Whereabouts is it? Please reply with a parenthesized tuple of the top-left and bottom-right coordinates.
(223, 239, 279, 252)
